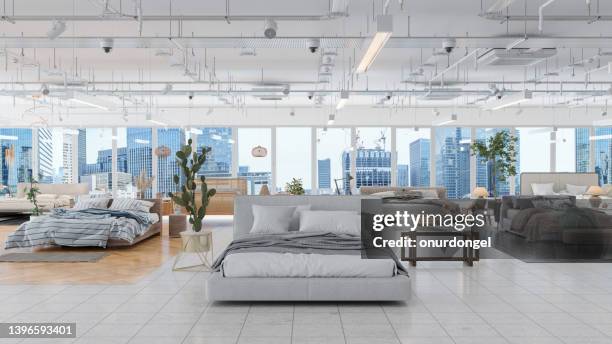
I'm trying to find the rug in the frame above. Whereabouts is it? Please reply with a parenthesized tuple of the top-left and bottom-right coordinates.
(0, 252, 109, 263)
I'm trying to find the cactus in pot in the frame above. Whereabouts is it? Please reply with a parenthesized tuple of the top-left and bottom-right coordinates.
(169, 139, 216, 232)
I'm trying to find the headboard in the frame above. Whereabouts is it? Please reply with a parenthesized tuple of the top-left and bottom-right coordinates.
(16, 183, 90, 199)
(360, 186, 447, 199)
(520, 173, 599, 195)
(234, 196, 373, 238)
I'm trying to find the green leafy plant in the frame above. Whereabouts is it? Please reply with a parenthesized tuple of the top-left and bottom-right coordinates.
(169, 139, 216, 232)
(470, 131, 518, 197)
(285, 178, 305, 195)
(25, 178, 42, 216)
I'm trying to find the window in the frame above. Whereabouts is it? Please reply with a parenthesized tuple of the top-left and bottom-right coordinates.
(276, 128, 311, 193)
(78, 128, 114, 194)
(575, 128, 590, 173)
(196, 128, 233, 177)
(434, 128, 471, 199)
(238, 128, 271, 195)
(593, 127, 612, 185)
(316, 128, 351, 194)
(115, 128, 153, 198)
(555, 128, 578, 172)
(354, 128, 391, 191)
(0, 128, 32, 195)
(37, 128, 61, 184)
(518, 127, 552, 173)
(157, 128, 186, 197)
(474, 128, 514, 196)
(396, 128, 431, 187)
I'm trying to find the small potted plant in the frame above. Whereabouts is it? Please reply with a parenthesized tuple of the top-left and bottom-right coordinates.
(25, 178, 42, 221)
(169, 139, 216, 253)
(285, 178, 305, 195)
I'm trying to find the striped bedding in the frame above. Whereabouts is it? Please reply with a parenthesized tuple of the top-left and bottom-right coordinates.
(4, 208, 159, 249)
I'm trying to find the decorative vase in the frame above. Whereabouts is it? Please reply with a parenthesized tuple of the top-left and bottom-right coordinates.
(589, 196, 602, 208)
(259, 184, 270, 196)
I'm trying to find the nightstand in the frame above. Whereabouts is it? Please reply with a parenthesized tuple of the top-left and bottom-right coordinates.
(169, 214, 187, 238)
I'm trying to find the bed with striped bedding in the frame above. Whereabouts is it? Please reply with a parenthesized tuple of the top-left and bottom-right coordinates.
(4, 208, 159, 249)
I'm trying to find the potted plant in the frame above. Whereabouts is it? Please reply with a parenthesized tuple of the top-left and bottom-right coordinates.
(285, 178, 305, 195)
(470, 131, 518, 198)
(25, 178, 42, 221)
(134, 169, 154, 199)
(169, 139, 216, 253)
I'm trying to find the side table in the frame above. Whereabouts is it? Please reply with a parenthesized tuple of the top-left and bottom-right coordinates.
(169, 214, 187, 238)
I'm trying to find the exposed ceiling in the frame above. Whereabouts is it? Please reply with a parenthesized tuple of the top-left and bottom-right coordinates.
(0, 0, 612, 127)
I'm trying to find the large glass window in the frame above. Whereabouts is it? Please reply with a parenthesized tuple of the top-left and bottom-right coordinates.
(78, 128, 114, 194)
(575, 128, 590, 173)
(593, 127, 612, 185)
(0, 128, 32, 195)
(396, 128, 431, 187)
(37, 128, 61, 184)
(354, 128, 391, 191)
(555, 128, 578, 172)
(116, 128, 153, 198)
(196, 128, 233, 177)
(316, 128, 351, 194)
(157, 128, 186, 197)
(276, 128, 311, 193)
(474, 128, 515, 196)
(434, 128, 471, 199)
(238, 128, 271, 195)
(518, 127, 552, 173)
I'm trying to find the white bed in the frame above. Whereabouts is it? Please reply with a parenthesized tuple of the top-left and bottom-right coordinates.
(0, 182, 89, 214)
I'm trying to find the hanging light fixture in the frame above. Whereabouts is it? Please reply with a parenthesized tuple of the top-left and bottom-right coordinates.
(251, 145, 268, 158)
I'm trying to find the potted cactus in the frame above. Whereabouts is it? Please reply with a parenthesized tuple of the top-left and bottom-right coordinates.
(169, 139, 216, 253)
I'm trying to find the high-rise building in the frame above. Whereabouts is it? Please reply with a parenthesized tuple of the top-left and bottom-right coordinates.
(62, 133, 73, 184)
(196, 128, 233, 177)
(157, 128, 186, 196)
(397, 164, 409, 186)
(342, 148, 391, 193)
(37, 128, 54, 183)
(78, 129, 87, 176)
(575, 128, 590, 173)
(594, 127, 612, 185)
(0, 128, 33, 194)
(409, 139, 430, 187)
(436, 128, 470, 199)
(317, 159, 331, 190)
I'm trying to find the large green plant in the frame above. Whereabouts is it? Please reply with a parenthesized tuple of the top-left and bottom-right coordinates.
(285, 178, 305, 195)
(25, 178, 42, 216)
(470, 131, 518, 197)
(169, 139, 216, 232)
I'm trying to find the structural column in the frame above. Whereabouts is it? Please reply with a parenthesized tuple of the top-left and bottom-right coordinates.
(390, 127, 397, 187)
(311, 127, 317, 194)
(151, 129, 158, 196)
(111, 128, 118, 198)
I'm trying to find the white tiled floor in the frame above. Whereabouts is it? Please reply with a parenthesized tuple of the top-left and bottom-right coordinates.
(2, 257, 612, 344)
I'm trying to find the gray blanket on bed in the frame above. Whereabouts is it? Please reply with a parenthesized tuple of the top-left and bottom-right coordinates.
(4, 208, 154, 249)
(511, 207, 611, 241)
(211, 231, 408, 275)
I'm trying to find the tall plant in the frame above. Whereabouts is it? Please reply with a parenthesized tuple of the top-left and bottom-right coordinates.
(169, 139, 216, 232)
(470, 131, 518, 197)
(25, 178, 42, 216)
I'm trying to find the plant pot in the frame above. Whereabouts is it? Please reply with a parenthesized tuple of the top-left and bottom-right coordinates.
(180, 230, 211, 253)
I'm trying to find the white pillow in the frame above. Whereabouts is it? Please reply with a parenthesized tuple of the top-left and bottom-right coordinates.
(566, 184, 587, 195)
(73, 198, 110, 210)
(109, 198, 154, 212)
(531, 183, 555, 196)
(37, 194, 58, 201)
(289, 205, 311, 230)
(370, 191, 397, 198)
(299, 210, 361, 236)
(419, 189, 439, 199)
(250, 205, 297, 234)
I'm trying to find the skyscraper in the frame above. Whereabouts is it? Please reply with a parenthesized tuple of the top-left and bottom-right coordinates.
(342, 148, 391, 193)
(62, 133, 73, 184)
(594, 127, 612, 185)
(317, 159, 331, 190)
(196, 128, 232, 177)
(436, 128, 470, 199)
(397, 164, 409, 186)
(125, 128, 153, 197)
(37, 128, 54, 183)
(575, 128, 590, 173)
(78, 129, 87, 177)
(409, 139, 430, 187)
(0, 128, 33, 194)
(157, 128, 186, 196)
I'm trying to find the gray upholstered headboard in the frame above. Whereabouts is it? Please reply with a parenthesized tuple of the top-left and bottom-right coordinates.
(233, 196, 373, 238)
(520, 173, 599, 195)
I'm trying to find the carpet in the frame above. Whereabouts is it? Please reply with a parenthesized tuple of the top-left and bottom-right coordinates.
(0, 252, 109, 263)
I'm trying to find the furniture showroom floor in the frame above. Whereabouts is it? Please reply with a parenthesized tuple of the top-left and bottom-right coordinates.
(1, 220, 612, 344)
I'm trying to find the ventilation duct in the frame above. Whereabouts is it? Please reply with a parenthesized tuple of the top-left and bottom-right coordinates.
(477, 48, 557, 66)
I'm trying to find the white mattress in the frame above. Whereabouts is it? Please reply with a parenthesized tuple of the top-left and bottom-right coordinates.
(0, 198, 71, 212)
(221, 252, 397, 278)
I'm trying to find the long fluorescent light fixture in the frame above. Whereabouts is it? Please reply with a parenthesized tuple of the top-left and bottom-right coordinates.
(148, 119, 167, 126)
(487, 0, 517, 12)
(488, 90, 532, 111)
(506, 36, 527, 50)
(433, 114, 458, 126)
(68, 92, 116, 111)
(336, 91, 349, 110)
(355, 15, 393, 74)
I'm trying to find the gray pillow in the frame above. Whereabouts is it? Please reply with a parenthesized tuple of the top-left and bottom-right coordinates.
(250, 205, 297, 234)
(289, 205, 311, 231)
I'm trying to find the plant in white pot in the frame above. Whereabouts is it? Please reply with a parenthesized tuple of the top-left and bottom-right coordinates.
(169, 139, 216, 256)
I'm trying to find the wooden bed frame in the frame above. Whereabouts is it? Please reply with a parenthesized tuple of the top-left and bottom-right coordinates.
(106, 198, 162, 247)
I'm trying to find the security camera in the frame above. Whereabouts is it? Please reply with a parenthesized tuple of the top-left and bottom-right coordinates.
(40, 84, 50, 96)
(188, 92, 194, 100)
(442, 38, 456, 54)
(385, 92, 392, 100)
(99, 38, 114, 53)
(264, 18, 277, 39)
(307, 92, 314, 100)
(307, 38, 320, 53)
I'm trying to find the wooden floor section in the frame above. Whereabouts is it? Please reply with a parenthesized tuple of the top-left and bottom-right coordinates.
(0, 221, 182, 284)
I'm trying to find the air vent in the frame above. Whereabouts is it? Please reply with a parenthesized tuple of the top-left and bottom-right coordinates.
(421, 88, 463, 100)
(250, 84, 289, 101)
(477, 48, 557, 66)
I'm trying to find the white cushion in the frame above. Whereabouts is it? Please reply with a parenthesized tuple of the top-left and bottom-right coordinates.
(531, 183, 555, 196)
(250, 205, 297, 234)
(299, 210, 361, 236)
(370, 191, 397, 198)
(566, 184, 587, 195)
(109, 198, 154, 212)
(73, 198, 110, 210)
(289, 205, 311, 230)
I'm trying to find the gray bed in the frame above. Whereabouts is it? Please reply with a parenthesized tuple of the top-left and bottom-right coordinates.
(206, 196, 411, 301)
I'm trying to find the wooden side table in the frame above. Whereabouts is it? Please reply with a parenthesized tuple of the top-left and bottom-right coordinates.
(169, 214, 187, 238)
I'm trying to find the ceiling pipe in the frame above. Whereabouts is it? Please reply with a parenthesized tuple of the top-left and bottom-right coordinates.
(0, 14, 343, 22)
(482, 13, 612, 22)
(538, 0, 558, 33)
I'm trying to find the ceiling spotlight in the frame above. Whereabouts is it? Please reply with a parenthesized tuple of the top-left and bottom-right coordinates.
(188, 92, 194, 100)
(385, 92, 392, 100)
(40, 84, 50, 96)
(336, 91, 349, 110)
(122, 111, 129, 122)
(307, 92, 314, 100)
(264, 18, 278, 39)
(307, 38, 320, 53)
(289, 108, 296, 117)
(99, 38, 114, 54)
(327, 114, 335, 126)
(47, 20, 66, 40)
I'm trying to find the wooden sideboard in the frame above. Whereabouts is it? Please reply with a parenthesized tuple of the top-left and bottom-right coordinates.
(177, 178, 247, 215)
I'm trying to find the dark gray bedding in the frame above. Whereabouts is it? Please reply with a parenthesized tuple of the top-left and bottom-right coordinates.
(211, 231, 408, 275)
(510, 207, 611, 241)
